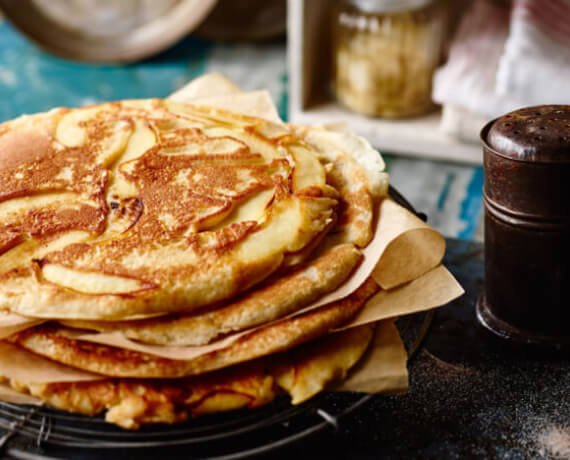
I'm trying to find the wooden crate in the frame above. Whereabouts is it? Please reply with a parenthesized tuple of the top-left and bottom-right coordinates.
(287, 0, 482, 164)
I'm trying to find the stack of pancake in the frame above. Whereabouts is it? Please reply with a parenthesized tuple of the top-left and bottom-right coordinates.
(0, 96, 391, 429)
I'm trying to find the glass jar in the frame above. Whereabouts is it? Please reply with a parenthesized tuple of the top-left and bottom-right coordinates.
(332, 0, 445, 118)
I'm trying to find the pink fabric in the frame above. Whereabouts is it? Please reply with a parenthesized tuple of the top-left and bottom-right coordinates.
(516, 0, 570, 44)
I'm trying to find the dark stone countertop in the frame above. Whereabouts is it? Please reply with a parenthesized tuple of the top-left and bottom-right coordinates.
(281, 238, 570, 459)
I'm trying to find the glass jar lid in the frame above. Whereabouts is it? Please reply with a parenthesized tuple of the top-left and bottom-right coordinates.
(345, 0, 435, 13)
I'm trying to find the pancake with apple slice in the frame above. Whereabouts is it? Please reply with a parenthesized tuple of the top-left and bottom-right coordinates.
(0, 99, 337, 320)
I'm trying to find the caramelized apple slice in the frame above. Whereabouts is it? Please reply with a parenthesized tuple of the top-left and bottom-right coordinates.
(42, 264, 153, 295)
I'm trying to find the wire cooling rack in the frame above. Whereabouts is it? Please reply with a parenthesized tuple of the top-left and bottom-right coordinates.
(0, 393, 368, 459)
(0, 187, 432, 460)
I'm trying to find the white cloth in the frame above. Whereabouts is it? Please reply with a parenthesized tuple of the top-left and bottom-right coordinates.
(497, 0, 570, 106)
(433, 0, 518, 119)
(433, 0, 570, 143)
(439, 104, 490, 144)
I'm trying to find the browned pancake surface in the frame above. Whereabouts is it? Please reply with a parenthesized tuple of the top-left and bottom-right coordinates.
(0, 101, 336, 320)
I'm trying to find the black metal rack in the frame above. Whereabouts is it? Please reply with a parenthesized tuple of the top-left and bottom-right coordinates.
(0, 394, 366, 459)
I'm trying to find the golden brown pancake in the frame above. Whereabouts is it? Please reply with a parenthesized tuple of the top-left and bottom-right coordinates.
(60, 243, 363, 346)
(9, 278, 379, 378)
(0, 100, 337, 320)
(7, 360, 277, 430)
(2, 323, 374, 429)
(290, 125, 389, 248)
(274, 324, 374, 404)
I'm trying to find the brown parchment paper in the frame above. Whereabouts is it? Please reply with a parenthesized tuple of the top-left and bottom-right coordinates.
(59, 328, 244, 361)
(169, 73, 241, 101)
(0, 384, 43, 405)
(182, 90, 281, 123)
(0, 343, 102, 383)
(337, 265, 464, 332)
(169, 73, 281, 123)
(337, 320, 409, 394)
(371, 200, 446, 290)
(0, 312, 44, 340)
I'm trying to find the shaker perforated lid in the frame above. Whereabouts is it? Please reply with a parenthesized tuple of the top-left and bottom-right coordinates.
(482, 105, 570, 220)
(487, 105, 570, 163)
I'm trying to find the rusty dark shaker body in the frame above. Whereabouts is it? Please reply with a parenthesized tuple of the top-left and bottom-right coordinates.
(477, 105, 570, 343)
